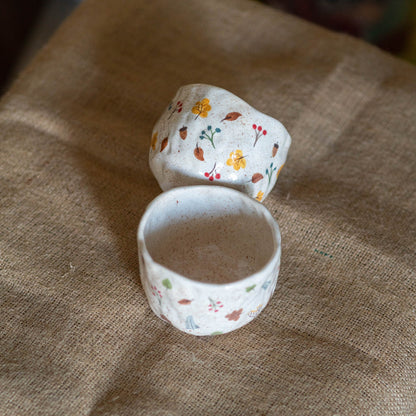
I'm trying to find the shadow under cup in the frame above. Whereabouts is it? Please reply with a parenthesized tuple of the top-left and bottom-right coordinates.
(138, 185, 281, 335)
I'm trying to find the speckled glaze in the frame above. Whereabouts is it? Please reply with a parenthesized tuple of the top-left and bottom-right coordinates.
(149, 84, 291, 202)
(137, 186, 281, 336)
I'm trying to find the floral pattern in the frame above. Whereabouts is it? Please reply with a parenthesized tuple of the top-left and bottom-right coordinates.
(265, 162, 277, 186)
(200, 125, 221, 149)
(225, 309, 243, 321)
(149, 91, 288, 205)
(151, 285, 162, 299)
(204, 162, 221, 181)
(145, 88, 287, 334)
(248, 304, 263, 318)
(208, 298, 224, 312)
(252, 124, 267, 147)
(226, 150, 246, 171)
(151, 284, 163, 306)
(256, 191, 264, 202)
(192, 98, 211, 119)
(168, 101, 183, 119)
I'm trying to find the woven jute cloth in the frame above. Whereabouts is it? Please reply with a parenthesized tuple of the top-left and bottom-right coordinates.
(1, 0, 415, 414)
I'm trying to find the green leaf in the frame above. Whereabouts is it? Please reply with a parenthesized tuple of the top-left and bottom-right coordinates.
(246, 284, 256, 292)
(162, 279, 172, 289)
(211, 331, 223, 336)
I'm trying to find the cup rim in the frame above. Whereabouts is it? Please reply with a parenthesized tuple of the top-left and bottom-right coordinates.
(137, 185, 281, 289)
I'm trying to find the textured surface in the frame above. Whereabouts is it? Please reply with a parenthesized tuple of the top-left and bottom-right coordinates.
(0, 0, 415, 415)
(138, 186, 281, 336)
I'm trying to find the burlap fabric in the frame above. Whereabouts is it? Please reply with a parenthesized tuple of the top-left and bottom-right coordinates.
(1, 0, 415, 414)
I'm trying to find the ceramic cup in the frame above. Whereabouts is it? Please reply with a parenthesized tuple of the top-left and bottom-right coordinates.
(149, 84, 291, 202)
(137, 185, 281, 336)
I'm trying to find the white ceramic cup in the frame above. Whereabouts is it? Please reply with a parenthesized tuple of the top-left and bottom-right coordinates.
(149, 84, 291, 202)
(137, 185, 281, 336)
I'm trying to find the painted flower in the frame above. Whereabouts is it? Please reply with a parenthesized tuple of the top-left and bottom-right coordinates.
(208, 298, 224, 312)
(226, 150, 246, 171)
(225, 308, 243, 321)
(151, 285, 162, 298)
(150, 132, 158, 151)
(248, 304, 263, 318)
(192, 98, 211, 119)
(256, 191, 264, 202)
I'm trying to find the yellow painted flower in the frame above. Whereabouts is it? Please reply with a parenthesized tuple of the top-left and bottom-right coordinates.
(256, 191, 264, 202)
(226, 149, 246, 171)
(151, 132, 158, 150)
(276, 164, 284, 180)
(192, 98, 211, 119)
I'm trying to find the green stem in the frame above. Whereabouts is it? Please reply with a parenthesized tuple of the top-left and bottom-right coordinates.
(203, 131, 216, 148)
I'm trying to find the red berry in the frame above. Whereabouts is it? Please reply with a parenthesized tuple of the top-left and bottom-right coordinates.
(178, 108, 182, 113)
(177, 101, 180, 105)
(215, 173, 220, 179)
(204, 172, 209, 177)
(217, 301, 221, 304)
(258, 126, 262, 131)
(215, 310, 219, 313)
(263, 130, 267, 135)
(252, 124, 257, 129)
(209, 176, 214, 181)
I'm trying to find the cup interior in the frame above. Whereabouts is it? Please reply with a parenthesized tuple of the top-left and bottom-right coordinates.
(141, 187, 277, 284)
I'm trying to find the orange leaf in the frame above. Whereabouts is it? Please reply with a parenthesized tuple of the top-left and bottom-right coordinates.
(252, 173, 264, 183)
(221, 112, 242, 122)
(194, 145, 204, 161)
(178, 299, 192, 305)
(160, 137, 168, 152)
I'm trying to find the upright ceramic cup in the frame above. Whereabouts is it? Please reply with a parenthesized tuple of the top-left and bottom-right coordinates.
(149, 84, 291, 202)
(137, 185, 281, 336)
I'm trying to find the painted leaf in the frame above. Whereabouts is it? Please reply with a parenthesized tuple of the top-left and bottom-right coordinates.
(272, 143, 279, 157)
(160, 137, 168, 152)
(194, 145, 204, 161)
(178, 299, 192, 305)
(246, 284, 256, 292)
(221, 112, 242, 122)
(211, 331, 223, 336)
(162, 278, 172, 289)
(179, 126, 187, 140)
(252, 173, 264, 183)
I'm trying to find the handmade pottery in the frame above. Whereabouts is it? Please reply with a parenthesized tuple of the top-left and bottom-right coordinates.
(149, 84, 291, 202)
(137, 185, 281, 336)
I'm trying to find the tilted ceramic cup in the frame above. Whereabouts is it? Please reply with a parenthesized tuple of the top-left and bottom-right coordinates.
(149, 84, 291, 202)
(137, 185, 281, 336)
